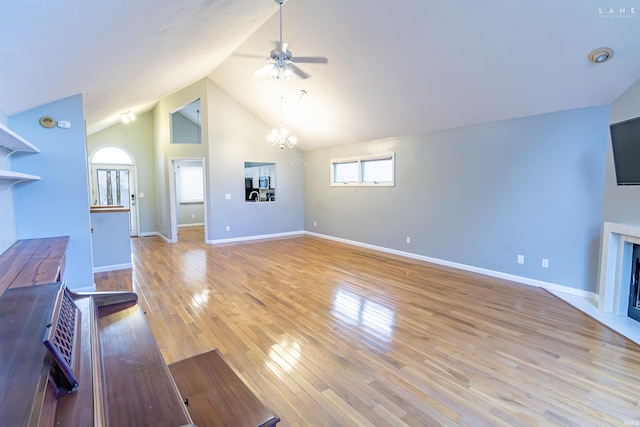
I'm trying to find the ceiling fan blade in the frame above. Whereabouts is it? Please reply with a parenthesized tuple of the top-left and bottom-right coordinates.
(255, 64, 274, 78)
(290, 56, 328, 64)
(288, 63, 309, 79)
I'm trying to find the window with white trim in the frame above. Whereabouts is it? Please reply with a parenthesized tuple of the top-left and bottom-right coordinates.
(178, 164, 204, 203)
(331, 153, 395, 186)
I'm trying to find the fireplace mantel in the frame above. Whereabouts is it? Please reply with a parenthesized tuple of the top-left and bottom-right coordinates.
(597, 222, 640, 314)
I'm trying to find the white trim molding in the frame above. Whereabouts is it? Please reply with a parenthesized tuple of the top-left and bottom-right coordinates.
(208, 230, 304, 245)
(93, 262, 133, 273)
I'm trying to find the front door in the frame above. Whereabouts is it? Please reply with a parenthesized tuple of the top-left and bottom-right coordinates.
(91, 164, 138, 236)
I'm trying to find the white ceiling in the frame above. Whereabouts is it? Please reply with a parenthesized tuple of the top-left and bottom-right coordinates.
(2, 1, 639, 151)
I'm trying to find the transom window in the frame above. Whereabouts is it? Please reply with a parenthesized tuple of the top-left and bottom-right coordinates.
(331, 153, 395, 186)
(91, 146, 133, 164)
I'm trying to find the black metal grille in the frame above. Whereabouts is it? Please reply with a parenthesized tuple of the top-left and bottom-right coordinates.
(43, 284, 80, 391)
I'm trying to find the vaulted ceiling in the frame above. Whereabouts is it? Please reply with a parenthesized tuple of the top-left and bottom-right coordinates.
(1, 1, 639, 151)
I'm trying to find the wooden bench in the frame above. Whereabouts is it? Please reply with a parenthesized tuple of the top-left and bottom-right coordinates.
(0, 236, 69, 294)
(169, 349, 280, 427)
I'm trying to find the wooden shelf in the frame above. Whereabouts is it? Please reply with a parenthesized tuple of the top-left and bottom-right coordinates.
(0, 123, 39, 154)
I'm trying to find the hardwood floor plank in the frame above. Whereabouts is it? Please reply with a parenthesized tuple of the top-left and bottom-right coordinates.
(94, 227, 640, 426)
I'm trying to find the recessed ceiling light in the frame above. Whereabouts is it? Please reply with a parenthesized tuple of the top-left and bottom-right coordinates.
(588, 47, 614, 64)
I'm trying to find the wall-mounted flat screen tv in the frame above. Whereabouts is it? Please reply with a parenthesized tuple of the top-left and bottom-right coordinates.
(610, 116, 640, 185)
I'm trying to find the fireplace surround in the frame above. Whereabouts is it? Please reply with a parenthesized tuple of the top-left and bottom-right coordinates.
(597, 222, 640, 319)
(628, 244, 640, 322)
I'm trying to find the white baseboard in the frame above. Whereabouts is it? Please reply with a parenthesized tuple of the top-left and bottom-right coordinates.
(157, 233, 174, 243)
(208, 230, 304, 245)
(304, 231, 597, 300)
(137, 231, 159, 237)
(178, 223, 204, 228)
(93, 262, 133, 273)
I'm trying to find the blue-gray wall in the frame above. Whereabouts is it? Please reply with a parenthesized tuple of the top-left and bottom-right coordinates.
(10, 95, 94, 289)
(90, 210, 132, 269)
(205, 79, 304, 241)
(602, 78, 640, 225)
(0, 110, 17, 254)
(304, 106, 609, 293)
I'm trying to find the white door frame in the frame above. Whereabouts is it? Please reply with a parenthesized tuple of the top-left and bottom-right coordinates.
(90, 163, 140, 236)
(168, 157, 207, 242)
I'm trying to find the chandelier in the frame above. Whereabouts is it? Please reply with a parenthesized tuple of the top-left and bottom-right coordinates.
(267, 122, 297, 149)
(267, 90, 306, 149)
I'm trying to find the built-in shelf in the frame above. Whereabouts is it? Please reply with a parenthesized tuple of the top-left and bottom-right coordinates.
(0, 123, 40, 189)
(0, 170, 40, 190)
(0, 170, 41, 181)
(0, 122, 39, 154)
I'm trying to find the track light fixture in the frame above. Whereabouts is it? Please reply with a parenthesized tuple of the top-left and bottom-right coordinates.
(119, 111, 136, 124)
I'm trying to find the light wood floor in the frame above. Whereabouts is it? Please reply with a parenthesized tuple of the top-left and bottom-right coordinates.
(94, 227, 640, 426)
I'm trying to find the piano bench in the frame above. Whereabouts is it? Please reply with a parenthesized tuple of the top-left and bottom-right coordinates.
(169, 349, 280, 427)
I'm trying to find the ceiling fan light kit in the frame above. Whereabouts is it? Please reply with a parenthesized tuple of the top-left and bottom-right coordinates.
(257, 0, 328, 80)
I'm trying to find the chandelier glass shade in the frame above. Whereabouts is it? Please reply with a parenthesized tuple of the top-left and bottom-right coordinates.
(268, 124, 297, 149)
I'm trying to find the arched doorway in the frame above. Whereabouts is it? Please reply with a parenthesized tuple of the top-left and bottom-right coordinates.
(90, 146, 139, 236)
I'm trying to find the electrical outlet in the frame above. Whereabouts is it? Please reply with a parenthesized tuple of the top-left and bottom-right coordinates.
(517, 254, 525, 264)
(226, 225, 230, 232)
(406, 237, 411, 244)
(225, 193, 231, 200)
(314, 221, 317, 227)
(542, 258, 549, 268)
(191, 214, 195, 219)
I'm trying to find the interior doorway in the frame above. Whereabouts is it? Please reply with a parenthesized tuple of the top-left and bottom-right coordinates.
(169, 158, 207, 242)
(90, 147, 139, 236)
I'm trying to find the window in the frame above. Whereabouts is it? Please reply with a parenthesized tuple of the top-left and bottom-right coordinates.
(333, 161, 359, 184)
(91, 146, 133, 164)
(171, 99, 201, 144)
(331, 153, 395, 186)
(178, 164, 204, 203)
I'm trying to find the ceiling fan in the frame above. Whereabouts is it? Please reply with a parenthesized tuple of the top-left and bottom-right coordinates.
(255, 0, 328, 80)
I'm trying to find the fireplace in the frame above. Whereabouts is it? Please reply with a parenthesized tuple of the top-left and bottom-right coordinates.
(629, 244, 640, 322)
(597, 222, 640, 316)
